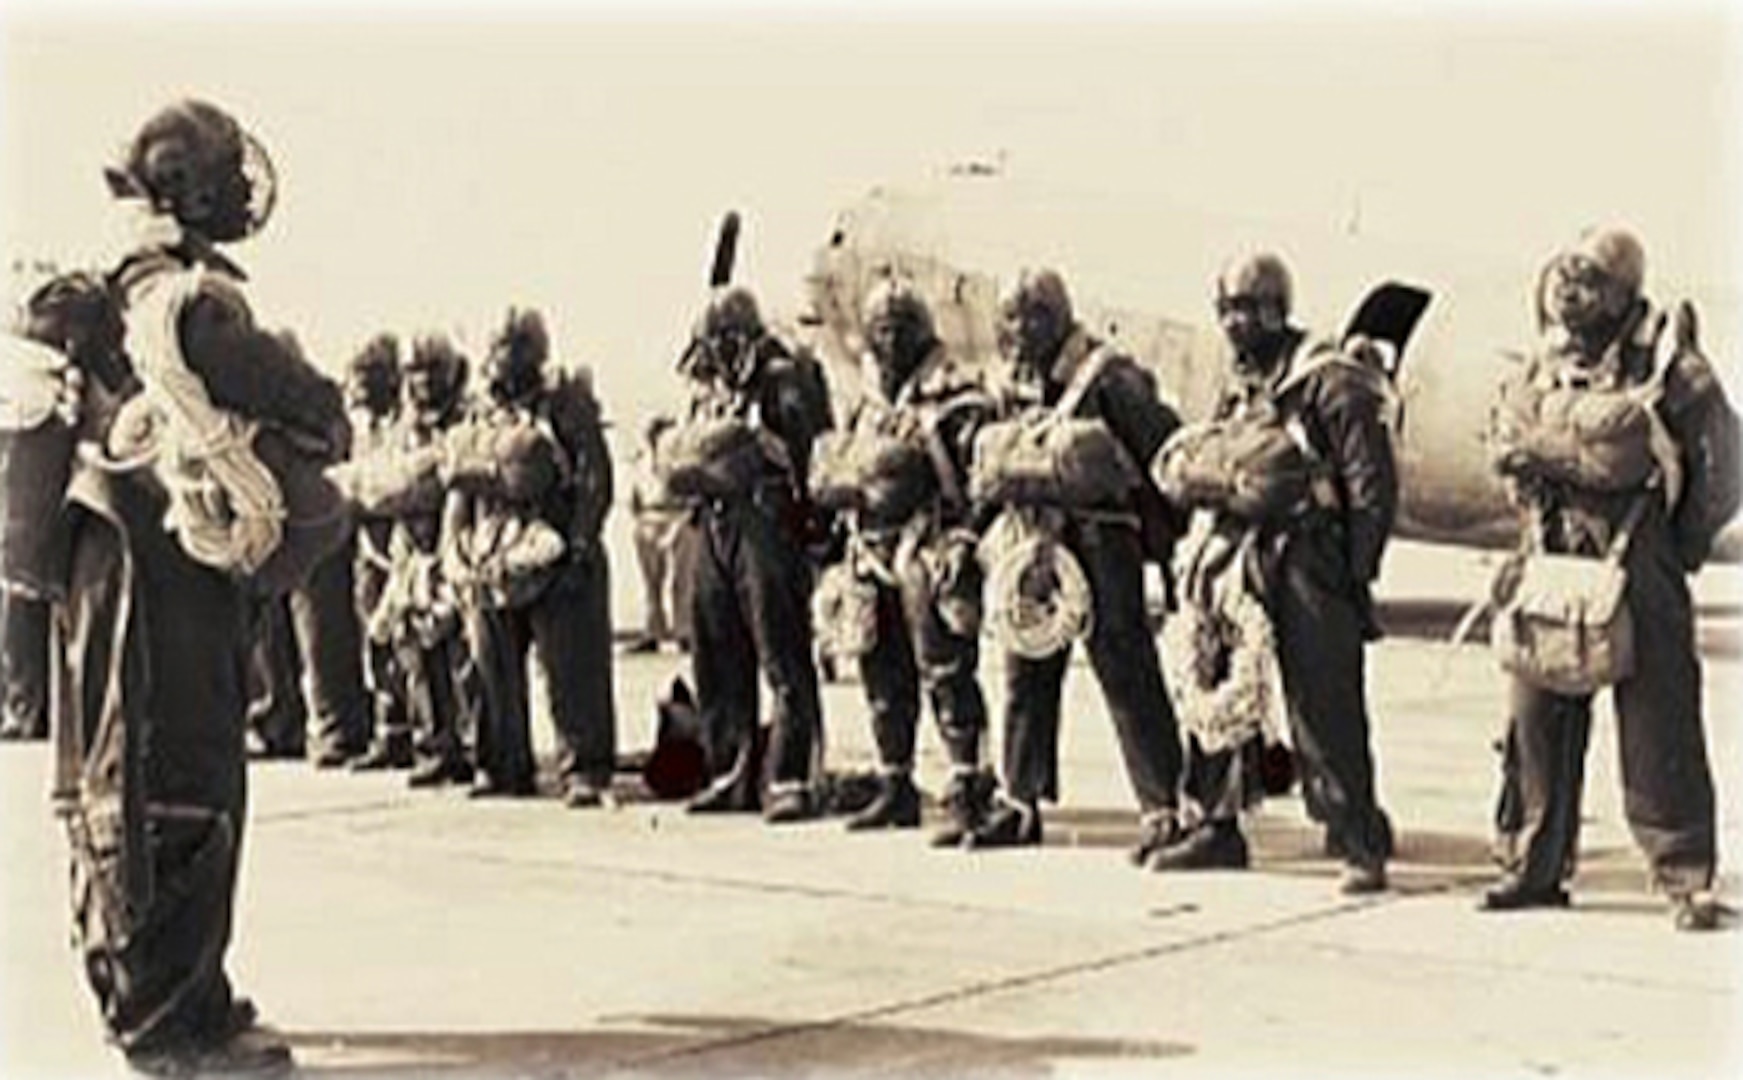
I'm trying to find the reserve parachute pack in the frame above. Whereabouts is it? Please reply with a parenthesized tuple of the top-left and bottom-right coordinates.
(1491, 299, 1741, 569)
(1152, 341, 1387, 523)
(442, 414, 568, 505)
(1152, 410, 1324, 523)
(810, 354, 984, 523)
(810, 423, 935, 521)
(968, 345, 1141, 510)
(329, 437, 446, 520)
(1156, 282, 1429, 525)
(1488, 357, 1662, 494)
(442, 401, 574, 608)
(657, 416, 770, 499)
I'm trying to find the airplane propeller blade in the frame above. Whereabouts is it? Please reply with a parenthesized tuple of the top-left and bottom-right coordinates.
(710, 211, 742, 288)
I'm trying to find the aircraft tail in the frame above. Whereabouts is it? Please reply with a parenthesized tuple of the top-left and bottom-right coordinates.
(1342, 282, 1433, 379)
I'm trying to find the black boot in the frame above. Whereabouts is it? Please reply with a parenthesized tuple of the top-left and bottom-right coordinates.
(964, 796, 1042, 850)
(1129, 808, 1185, 867)
(1672, 890, 1725, 932)
(845, 772, 921, 831)
(688, 771, 760, 814)
(1146, 820, 1250, 871)
(930, 769, 993, 848)
(763, 784, 817, 824)
(408, 755, 474, 788)
(1478, 876, 1570, 912)
(126, 1029, 293, 1077)
(350, 734, 413, 771)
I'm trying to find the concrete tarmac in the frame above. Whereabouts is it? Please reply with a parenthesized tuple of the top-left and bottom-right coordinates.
(3, 610, 1740, 1078)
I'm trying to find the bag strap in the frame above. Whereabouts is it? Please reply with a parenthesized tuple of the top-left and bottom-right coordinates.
(1052, 343, 1116, 421)
(1604, 492, 1652, 565)
(920, 396, 987, 511)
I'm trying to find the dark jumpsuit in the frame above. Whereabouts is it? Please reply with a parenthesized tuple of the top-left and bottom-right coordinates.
(684, 338, 833, 797)
(842, 346, 990, 775)
(997, 328, 1186, 818)
(1493, 305, 1720, 897)
(462, 375, 617, 793)
(57, 243, 346, 1055)
(1233, 332, 1398, 868)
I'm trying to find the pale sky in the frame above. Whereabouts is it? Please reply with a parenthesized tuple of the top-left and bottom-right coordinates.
(3, 1, 1738, 433)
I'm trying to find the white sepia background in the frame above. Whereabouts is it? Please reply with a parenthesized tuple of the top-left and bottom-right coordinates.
(6, 0, 1736, 629)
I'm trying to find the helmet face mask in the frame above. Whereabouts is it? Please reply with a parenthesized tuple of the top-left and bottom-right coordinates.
(1543, 228, 1643, 338)
(691, 287, 764, 388)
(347, 337, 403, 418)
(406, 336, 467, 421)
(862, 280, 935, 398)
(486, 308, 549, 403)
(998, 269, 1073, 377)
(110, 100, 278, 243)
(1215, 252, 1293, 365)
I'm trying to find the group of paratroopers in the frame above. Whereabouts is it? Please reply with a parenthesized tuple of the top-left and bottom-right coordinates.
(1, 97, 1737, 1076)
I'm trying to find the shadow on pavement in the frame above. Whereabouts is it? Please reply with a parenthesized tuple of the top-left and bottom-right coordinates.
(284, 1012, 1195, 1077)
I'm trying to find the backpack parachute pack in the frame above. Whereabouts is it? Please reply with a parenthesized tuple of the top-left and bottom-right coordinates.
(1656, 302, 1742, 569)
(0, 333, 77, 599)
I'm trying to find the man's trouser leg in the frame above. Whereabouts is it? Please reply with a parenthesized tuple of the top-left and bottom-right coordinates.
(469, 604, 536, 790)
(354, 557, 400, 748)
(398, 634, 464, 767)
(899, 556, 986, 770)
(634, 520, 672, 642)
(1507, 680, 1592, 893)
(246, 598, 306, 755)
(731, 503, 823, 788)
(1272, 556, 1392, 867)
(1494, 713, 1590, 876)
(671, 519, 699, 649)
(1074, 522, 1181, 815)
(1002, 647, 1070, 806)
(1614, 528, 1716, 894)
(691, 510, 759, 788)
(63, 501, 252, 1053)
(288, 537, 371, 759)
(857, 578, 921, 770)
(531, 555, 618, 788)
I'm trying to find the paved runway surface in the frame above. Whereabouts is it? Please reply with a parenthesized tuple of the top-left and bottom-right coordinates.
(3, 559, 1740, 1078)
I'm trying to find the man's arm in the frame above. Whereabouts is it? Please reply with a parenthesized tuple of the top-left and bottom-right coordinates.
(178, 285, 348, 457)
(1094, 356, 1191, 565)
(1312, 365, 1399, 585)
